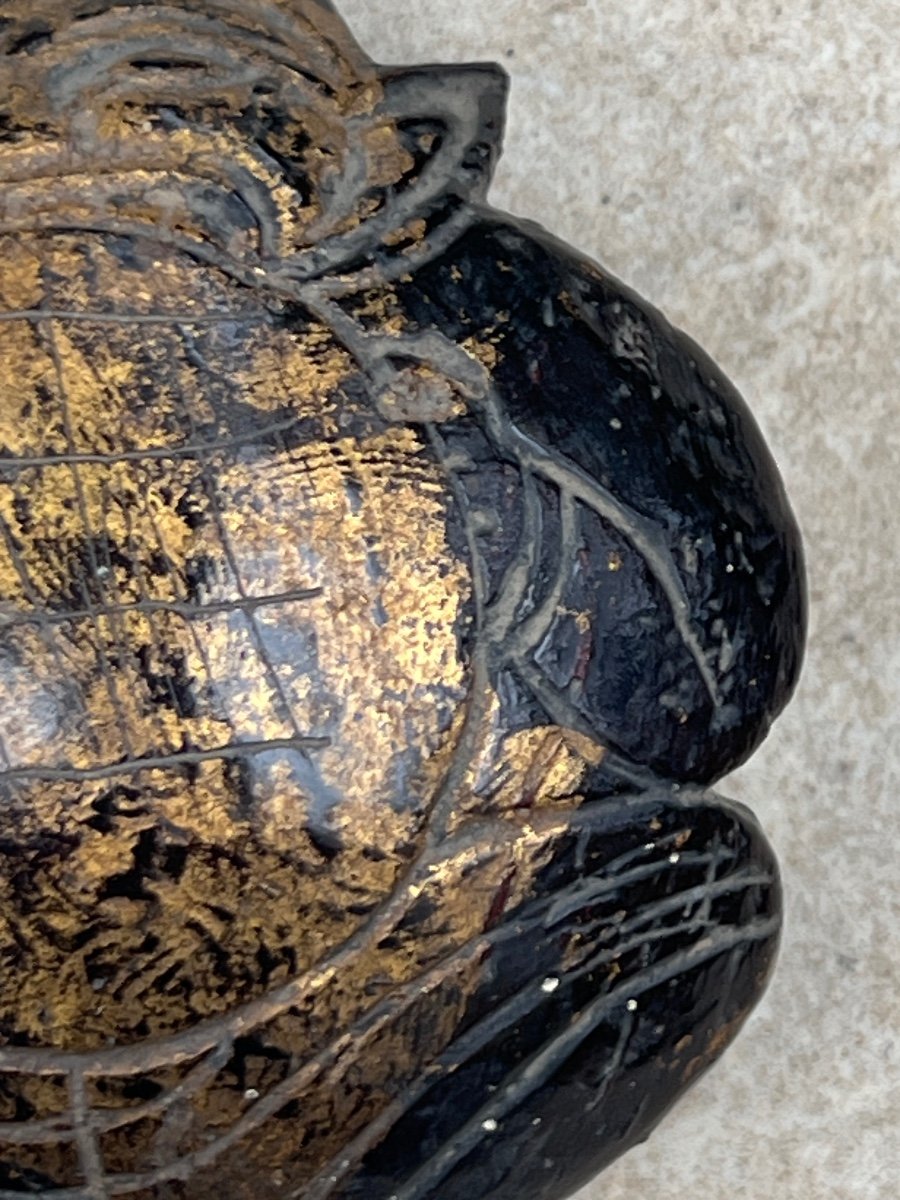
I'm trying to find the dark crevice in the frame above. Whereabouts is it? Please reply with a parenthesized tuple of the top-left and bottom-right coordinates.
(130, 58, 207, 72)
(97, 828, 157, 902)
(7, 26, 53, 57)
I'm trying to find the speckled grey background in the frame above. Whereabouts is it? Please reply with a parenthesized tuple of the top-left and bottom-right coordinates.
(339, 1, 900, 1197)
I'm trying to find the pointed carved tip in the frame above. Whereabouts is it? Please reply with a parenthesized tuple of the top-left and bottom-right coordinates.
(378, 61, 509, 193)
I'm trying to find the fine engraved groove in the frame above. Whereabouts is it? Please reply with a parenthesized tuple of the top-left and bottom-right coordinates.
(0, 419, 301, 469)
(510, 654, 644, 774)
(0, 588, 324, 628)
(42, 319, 138, 760)
(300, 202, 478, 298)
(560, 876, 771, 981)
(420, 421, 494, 846)
(299, 289, 492, 399)
(298, 864, 768, 1199)
(0, 794, 763, 1190)
(0, 1042, 235, 1148)
(0, 311, 268, 325)
(585, 1008, 635, 1113)
(0, 814, 509, 1075)
(438, 872, 771, 1058)
(99, 472, 181, 749)
(0, 797, 671, 1073)
(386, 914, 780, 1200)
(0, 824, 760, 1189)
(68, 1071, 108, 1200)
(541, 846, 742, 931)
(0, 736, 330, 785)
(147, 1039, 237, 1169)
(509, 489, 579, 657)
(0, 1188, 93, 1200)
(695, 833, 723, 925)
(509, 420, 722, 707)
(169, 323, 309, 745)
(0, 513, 98, 748)
(122, 481, 222, 743)
(306, 902, 764, 1200)
(102, 950, 497, 1192)
(483, 468, 543, 639)
(4, 944, 499, 1193)
(473, 386, 723, 709)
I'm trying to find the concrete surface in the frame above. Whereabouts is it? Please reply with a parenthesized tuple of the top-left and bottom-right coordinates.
(339, 1, 900, 1197)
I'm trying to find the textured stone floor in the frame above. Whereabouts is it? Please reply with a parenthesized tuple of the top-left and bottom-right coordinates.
(340, 2, 900, 1197)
